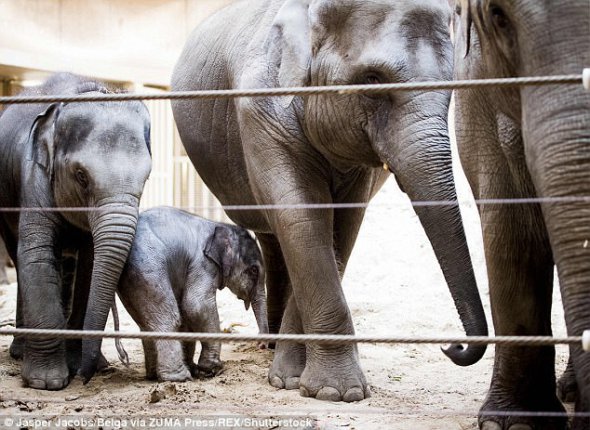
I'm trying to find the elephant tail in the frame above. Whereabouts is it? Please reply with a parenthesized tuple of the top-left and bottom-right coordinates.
(112, 301, 130, 367)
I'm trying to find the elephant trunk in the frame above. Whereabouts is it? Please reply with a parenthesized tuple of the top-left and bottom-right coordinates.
(523, 84, 590, 401)
(79, 196, 139, 382)
(252, 281, 269, 348)
(380, 107, 488, 366)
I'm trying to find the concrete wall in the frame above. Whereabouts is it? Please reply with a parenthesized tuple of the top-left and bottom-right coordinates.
(0, 0, 234, 86)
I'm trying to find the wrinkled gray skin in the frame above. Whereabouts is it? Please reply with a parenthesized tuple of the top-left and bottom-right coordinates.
(0, 236, 12, 285)
(0, 73, 152, 390)
(172, 0, 488, 402)
(116, 207, 268, 382)
(452, 1, 590, 429)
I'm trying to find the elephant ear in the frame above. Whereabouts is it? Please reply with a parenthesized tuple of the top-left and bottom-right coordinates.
(204, 226, 237, 285)
(27, 103, 62, 177)
(271, 0, 312, 96)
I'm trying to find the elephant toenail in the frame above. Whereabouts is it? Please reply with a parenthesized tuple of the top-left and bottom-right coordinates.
(481, 422, 502, 430)
(269, 376, 285, 389)
(285, 377, 300, 390)
(26, 379, 46, 390)
(343, 387, 365, 402)
(508, 425, 533, 430)
(316, 387, 341, 402)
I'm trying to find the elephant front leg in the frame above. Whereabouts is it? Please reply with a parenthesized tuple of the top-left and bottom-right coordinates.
(18, 214, 69, 390)
(478, 206, 566, 430)
(267, 210, 369, 402)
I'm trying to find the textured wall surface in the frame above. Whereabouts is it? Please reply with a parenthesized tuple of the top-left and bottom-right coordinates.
(0, 0, 234, 86)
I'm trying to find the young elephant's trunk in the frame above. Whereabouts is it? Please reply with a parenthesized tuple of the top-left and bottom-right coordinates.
(79, 196, 139, 382)
(252, 282, 269, 348)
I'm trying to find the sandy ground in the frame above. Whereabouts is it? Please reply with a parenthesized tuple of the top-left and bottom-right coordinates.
(0, 141, 570, 429)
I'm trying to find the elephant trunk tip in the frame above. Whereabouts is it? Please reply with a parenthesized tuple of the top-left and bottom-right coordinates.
(441, 343, 486, 366)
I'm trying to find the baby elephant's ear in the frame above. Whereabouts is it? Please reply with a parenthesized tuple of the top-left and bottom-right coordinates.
(204, 226, 235, 280)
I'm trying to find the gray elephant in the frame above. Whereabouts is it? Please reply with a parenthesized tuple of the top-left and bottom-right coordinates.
(0, 73, 152, 390)
(452, 1, 590, 429)
(116, 207, 267, 382)
(171, 0, 488, 402)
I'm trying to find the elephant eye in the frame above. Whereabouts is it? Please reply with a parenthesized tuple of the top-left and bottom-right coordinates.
(365, 73, 382, 85)
(75, 169, 89, 188)
(490, 5, 509, 29)
(247, 266, 259, 278)
(455, 4, 462, 15)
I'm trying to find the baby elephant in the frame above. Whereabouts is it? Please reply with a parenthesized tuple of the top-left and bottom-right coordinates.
(117, 207, 268, 382)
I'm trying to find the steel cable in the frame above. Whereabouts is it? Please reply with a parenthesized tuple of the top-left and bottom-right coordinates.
(0, 327, 582, 347)
(0, 74, 583, 105)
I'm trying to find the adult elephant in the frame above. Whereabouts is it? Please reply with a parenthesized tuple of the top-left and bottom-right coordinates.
(171, 0, 488, 402)
(0, 73, 152, 390)
(452, 1, 590, 428)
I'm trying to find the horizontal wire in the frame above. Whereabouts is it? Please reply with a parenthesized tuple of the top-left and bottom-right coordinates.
(2, 196, 590, 213)
(0, 327, 582, 346)
(0, 75, 582, 105)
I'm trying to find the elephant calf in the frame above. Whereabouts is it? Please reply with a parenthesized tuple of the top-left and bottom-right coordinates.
(117, 207, 268, 382)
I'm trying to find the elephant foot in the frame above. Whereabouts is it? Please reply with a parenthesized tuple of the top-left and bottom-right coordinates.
(268, 341, 306, 390)
(299, 345, 370, 402)
(478, 390, 566, 430)
(194, 357, 224, 379)
(9, 336, 24, 360)
(158, 364, 192, 382)
(557, 362, 577, 404)
(22, 349, 70, 390)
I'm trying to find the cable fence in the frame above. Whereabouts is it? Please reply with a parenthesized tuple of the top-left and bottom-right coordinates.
(1, 70, 590, 422)
(1, 71, 590, 348)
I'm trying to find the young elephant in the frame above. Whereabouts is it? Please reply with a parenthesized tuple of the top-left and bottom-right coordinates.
(117, 207, 268, 382)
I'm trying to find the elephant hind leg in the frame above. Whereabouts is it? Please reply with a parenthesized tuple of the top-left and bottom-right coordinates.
(268, 295, 306, 391)
(257, 233, 291, 337)
(557, 351, 577, 404)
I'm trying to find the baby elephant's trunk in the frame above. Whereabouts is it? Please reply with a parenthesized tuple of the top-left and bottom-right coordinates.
(252, 282, 269, 349)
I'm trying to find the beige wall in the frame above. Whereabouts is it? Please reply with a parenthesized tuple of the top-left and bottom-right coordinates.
(0, 0, 234, 86)
(0, 0, 235, 222)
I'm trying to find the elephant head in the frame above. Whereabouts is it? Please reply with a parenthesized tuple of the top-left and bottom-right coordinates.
(270, 0, 488, 365)
(29, 90, 152, 382)
(205, 226, 269, 338)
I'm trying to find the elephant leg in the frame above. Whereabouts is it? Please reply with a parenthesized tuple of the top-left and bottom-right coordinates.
(557, 350, 577, 404)
(268, 294, 306, 390)
(65, 242, 93, 375)
(183, 339, 198, 377)
(268, 183, 373, 395)
(153, 337, 191, 382)
(60, 249, 78, 321)
(257, 233, 291, 337)
(0, 237, 9, 285)
(9, 285, 24, 360)
(18, 214, 69, 390)
(477, 203, 566, 430)
(142, 339, 158, 381)
(1, 228, 24, 360)
(185, 296, 223, 379)
(143, 318, 190, 381)
(264, 194, 367, 401)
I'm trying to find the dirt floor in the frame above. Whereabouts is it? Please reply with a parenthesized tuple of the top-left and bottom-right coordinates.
(0, 147, 570, 429)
